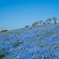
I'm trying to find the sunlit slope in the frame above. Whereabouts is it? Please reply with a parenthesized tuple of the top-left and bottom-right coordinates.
(0, 23, 59, 59)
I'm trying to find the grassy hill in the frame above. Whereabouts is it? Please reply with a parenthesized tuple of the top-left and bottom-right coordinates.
(0, 23, 59, 59)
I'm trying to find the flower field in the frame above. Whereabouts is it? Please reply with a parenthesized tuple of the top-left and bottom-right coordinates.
(0, 23, 59, 59)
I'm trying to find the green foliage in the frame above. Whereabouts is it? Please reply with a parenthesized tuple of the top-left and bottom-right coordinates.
(6, 31, 15, 34)
(0, 54, 5, 59)
(14, 44, 19, 46)
(57, 26, 59, 28)
(43, 56, 46, 58)
(53, 37, 55, 39)
(10, 43, 13, 45)
(15, 33, 20, 37)
(34, 39, 37, 41)
(56, 37, 58, 38)
(8, 32, 13, 33)
(37, 35, 40, 37)
(11, 42, 23, 47)
(3, 51, 5, 54)
(40, 45, 44, 47)
(45, 34, 49, 37)
(40, 42, 42, 44)
(54, 21, 56, 23)
(28, 28, 32, 29)
(0, 33, 3, 35)
(32, 53, 34, 55)
(40, 37, 43, 39)
(6, 52, 10, 55)
(36, 34, 42, 37)
(0, 51, 10, 59)
(43, 56, 50, 59)
(45, 32, 51, 34)
(54, 46, 59, 49)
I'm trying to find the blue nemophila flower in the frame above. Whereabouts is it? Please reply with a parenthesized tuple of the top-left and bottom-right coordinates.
(0, 23, 59, 59)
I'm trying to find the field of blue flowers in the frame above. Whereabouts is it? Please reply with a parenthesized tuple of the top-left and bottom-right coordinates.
(0, 23, 59, 59)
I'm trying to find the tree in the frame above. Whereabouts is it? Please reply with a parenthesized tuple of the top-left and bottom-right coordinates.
(1, 30, 7, 32)
(46, 18, 51, 24)
(32, 22, 39, 27)
(32, 23, 36, 27)
(39, 21, 43, 25)
(25, 25, 29, 28)
(52, 17, 57, 23)
(43, 22, 46, 25)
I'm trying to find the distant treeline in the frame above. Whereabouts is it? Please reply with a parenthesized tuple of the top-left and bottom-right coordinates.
(0, 17, 58, 32)
(25, 17, 57, 28)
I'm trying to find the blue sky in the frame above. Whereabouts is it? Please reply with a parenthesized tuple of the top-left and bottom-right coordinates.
(0, 0, 59, 31)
